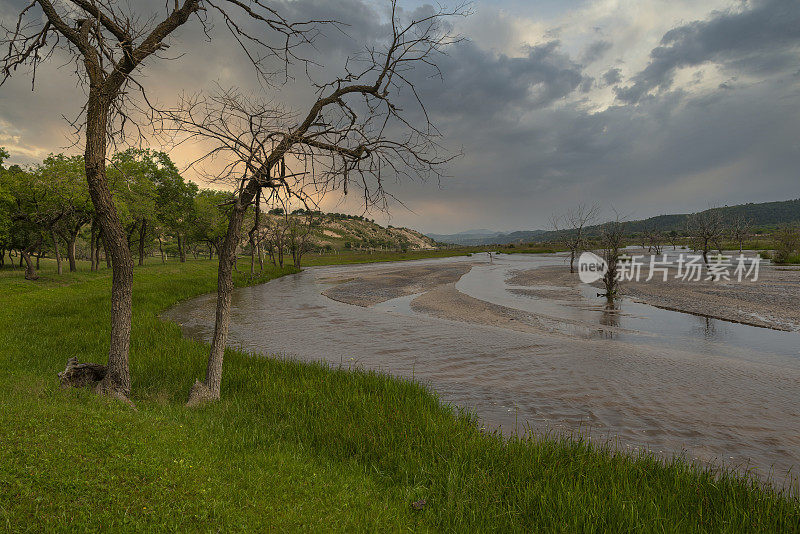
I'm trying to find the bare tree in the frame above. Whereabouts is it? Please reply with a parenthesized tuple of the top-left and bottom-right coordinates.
(2, 0, 330, 399)
(164, 2, 465, 404)
(598, 215, 625, 299)
(686, 208, 725, 264)
(729, 213, 752, 253)
(643, 226, 663, 255)
(551, 204, 599, 273)
(667, 230, 681, 250)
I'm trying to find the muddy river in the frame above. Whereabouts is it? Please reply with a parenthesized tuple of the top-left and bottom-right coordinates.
(164, 254, 800, 488)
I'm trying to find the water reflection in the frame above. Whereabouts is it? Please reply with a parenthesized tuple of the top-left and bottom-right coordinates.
(600, 299, 621, 330)
(457, 257, 800, 363)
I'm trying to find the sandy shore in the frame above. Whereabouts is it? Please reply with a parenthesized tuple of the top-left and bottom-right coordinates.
(321, 255, 800, 333)
(321, 263, 473, 307)
(621, 265, 800, 331)
(507, 261, 800, 332)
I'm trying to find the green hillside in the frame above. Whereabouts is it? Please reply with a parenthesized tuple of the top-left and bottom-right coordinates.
(431, 198, 800, 245)
(613, 199, 800, 235)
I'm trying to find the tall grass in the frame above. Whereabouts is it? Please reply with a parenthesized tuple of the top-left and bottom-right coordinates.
(0, 258, 797, 532)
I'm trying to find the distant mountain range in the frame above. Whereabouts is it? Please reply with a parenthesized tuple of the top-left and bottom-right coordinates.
(427, 229, 546, 246)
(427, 198, 800, 245)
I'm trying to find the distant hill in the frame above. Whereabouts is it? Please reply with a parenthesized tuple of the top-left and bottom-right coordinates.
(282, 213, 437, 251)
(428, 229, 546, 245)
(458, 229, 502, 236)
(428, 198, 800, 245)
(427, 229, 504, 245)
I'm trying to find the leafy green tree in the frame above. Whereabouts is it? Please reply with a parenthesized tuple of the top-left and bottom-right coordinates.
(151, 152, 197, 263)
(2, 163, 65, 279)
(191, 189, 231, 259)
(109, 149, 159, 266)
(110, 149, 198, 265)
(37, 154, 93, 273)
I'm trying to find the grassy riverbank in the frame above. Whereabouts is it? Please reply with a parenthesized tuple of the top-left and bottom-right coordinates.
(1, 257, 798, 531)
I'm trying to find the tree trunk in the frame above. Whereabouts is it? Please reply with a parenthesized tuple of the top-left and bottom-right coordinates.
(188, 201, 249, 405)
(177, 233, 186, 263)
(21, 251, 38, 280)
(188, 186, 258, 405)
(102, 232, 111, 268)
(98, 227, 111, 268)
(249, 189, 261, 275)
(50, 228, 63, 275)
(138, 218, 147, 267)
(21, 238, 42, 280)
(67, 233, 78, 272)
(84, 91, 134, 399)
(569, 249, 576, 273)
(158, 236, 165, 263)
(0, 248, 5, 267)
(89, 220, 98, 272)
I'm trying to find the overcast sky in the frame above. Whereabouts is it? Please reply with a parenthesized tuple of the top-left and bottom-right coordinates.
(1, 0, 799, 233)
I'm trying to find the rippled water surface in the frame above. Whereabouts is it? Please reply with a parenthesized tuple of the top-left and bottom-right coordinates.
(164, 254, 800, 487)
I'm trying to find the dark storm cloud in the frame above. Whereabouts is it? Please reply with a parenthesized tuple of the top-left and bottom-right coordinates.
(580, 40, 612, 65)
(601, 68, 622, 86)
(615, 0, 800, 103)
(412, 40, 588, 121)
(2, 0, 800, 233)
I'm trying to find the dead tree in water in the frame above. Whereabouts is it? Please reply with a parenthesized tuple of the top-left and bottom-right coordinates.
(599, 215, 625, 299)
(164, 1, 466, 404)
(551, 204, 599, 273)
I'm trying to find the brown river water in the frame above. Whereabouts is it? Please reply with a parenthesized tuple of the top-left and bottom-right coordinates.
(163, 254, 800, 489)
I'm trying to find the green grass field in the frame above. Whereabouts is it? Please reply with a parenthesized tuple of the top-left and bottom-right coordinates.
(0, 255, 798, 532)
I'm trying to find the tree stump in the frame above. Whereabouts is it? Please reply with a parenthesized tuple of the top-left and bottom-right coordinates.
(58, 357, 107, 389)
(186, 379, 217, 407)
